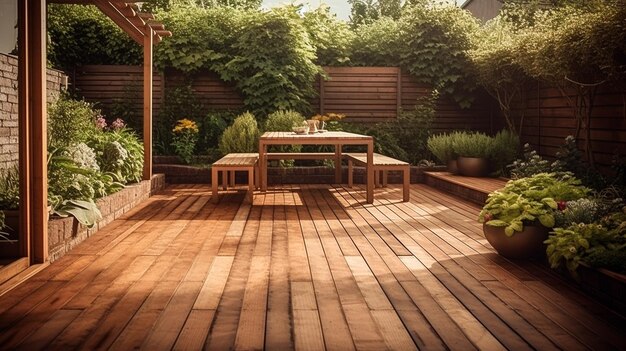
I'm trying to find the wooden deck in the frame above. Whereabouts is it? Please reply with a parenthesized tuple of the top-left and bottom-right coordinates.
(0, 184, 624, 350)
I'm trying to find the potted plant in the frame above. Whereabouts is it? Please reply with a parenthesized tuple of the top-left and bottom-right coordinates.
(453, 131, 494, 177)
(427, 131, 462, 174)
(479, 173, 589, 258)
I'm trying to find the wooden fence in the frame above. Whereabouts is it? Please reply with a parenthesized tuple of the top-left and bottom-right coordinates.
(71, 65, 494, 133)
(509, 83, 626, 170)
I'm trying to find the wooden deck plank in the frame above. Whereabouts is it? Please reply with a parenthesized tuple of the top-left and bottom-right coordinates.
(1, 184, 625, 351)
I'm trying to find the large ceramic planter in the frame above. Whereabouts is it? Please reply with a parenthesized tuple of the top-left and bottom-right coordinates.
(446, 159, 459, 174)
(483, 223, 549, 259)
(0, 210, 20, 258)
(457, 156, 489, 177)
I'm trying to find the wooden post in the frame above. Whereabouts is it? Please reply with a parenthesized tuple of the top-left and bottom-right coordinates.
(29, 0, 48, 263)
(142, 29, 153, 181)
(319, 73, 325, 115)
(397, 68, 402, 118)
(366, 140, 374, 204)
(17, 0, 31, 261)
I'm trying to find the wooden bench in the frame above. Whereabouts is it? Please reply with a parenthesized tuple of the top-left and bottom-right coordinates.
(344, 153, 410, 202)
(211, 153, 258, 203)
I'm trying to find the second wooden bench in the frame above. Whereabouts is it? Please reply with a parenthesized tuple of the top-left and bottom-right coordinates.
(211, 153, 259, 203)
(344, 153, 410, 202)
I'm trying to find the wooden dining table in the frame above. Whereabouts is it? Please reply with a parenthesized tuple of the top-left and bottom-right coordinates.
(258, 131, 375, 204)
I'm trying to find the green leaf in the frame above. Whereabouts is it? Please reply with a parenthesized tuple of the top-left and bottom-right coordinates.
(539, 214, 555, 228)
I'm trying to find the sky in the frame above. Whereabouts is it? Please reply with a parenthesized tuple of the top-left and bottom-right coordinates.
(261, 0, 353, 20)
(261, 0, 463, 21)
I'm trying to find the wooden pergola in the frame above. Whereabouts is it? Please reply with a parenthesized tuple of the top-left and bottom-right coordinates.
(18, 0, 170, 265)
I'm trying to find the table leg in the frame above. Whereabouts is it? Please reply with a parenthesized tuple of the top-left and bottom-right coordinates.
(211, 166, 218, 204)
(403, 166, 410, 202)
(348, 159, 354, 188)
(222, 170, 228, 190)
(383, 170, 388, 187)
(366, 141, 374, 204)
(260, 142, 267, 191)
(247, 166, 254, 204)
(230, 170, 235, 187)
(334, 144, 342, 183)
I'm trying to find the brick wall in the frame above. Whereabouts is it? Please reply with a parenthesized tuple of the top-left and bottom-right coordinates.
(0, 53, 67, 170)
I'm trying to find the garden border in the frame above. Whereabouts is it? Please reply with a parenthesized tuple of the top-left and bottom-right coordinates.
(47, 174, 165, 262)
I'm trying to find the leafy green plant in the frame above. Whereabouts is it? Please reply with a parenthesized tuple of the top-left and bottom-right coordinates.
(479, 173, 589, 236)
(0, 210, 9, 241)
(171, 119, 200, 164)
(219, 112, 260, 154)
(51, 199, 103, 228)
(48, 94, 98, 147)
(302, 5, 353, 66)
(546, 211, 626, 276)
(452, 131, 494, 159)
(0, 166, 20, 210)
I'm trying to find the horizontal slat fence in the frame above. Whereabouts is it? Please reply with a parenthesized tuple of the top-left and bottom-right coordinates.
(71, 65, 493, 133)
(72, 65, 164, 115)
(510, 82, 626, 171)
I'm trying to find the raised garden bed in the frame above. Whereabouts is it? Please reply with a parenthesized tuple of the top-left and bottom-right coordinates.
(0, 174, 165, 263)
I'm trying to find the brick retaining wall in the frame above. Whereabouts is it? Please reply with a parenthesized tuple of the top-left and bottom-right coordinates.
(48, 174, 165, 262)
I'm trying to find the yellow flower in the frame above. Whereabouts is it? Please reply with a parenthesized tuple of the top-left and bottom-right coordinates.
(173, 118, 199, 133)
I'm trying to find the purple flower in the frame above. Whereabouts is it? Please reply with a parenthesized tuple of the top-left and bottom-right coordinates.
(96, 116, 107, 130)
(111, 118, 126, 130)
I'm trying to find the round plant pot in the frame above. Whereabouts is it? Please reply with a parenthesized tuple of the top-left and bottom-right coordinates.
(446, 159, 459, 174)
(457, 156, 489, 177)
(483, 223, 549, 259)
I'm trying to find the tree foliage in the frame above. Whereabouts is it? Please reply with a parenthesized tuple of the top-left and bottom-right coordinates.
(47, 4, 141, 70)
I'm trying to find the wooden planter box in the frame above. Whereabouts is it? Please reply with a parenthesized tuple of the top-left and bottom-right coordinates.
(577, 263, 626, 316)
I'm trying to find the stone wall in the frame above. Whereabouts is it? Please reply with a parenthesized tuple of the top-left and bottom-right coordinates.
(48, 174, 165, 262)
(0, 53, 67, 170)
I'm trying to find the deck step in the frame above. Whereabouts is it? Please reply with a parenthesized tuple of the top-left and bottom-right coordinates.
(423, 171, 508, 205)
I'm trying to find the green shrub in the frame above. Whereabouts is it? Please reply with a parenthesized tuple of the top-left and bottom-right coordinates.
(427, 131, 464, 164)
(490, 129, 520, 175)
(554, 198, 601, 227)
(585, 250, 626, 274)
(508, 143, 559, 179)
(219, 112, 260, 154)
(264, 110, 305, 132)
(197, 111, 235, 155)
(389, 95, 435, 165)
(0, 166, 19, 210)
(452, 131, 494, 159)
(48, 94, 98, 147)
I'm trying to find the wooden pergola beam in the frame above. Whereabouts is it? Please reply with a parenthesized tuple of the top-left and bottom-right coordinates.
(92, 0, 143, 44)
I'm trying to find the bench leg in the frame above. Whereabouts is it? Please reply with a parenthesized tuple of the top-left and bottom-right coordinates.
(348, 160, 353, 188)
(403, 166, 410, 202)
(222, 171, 228, 190)
(230, 170, 236, 187)
(255, 165, 259, 189)
(247, 167, 254, 204)
(334, 144, 342, 184)
(212, 167, 219, 204)
(382, 170, 388, 187)
(375, 170, 380, 188)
